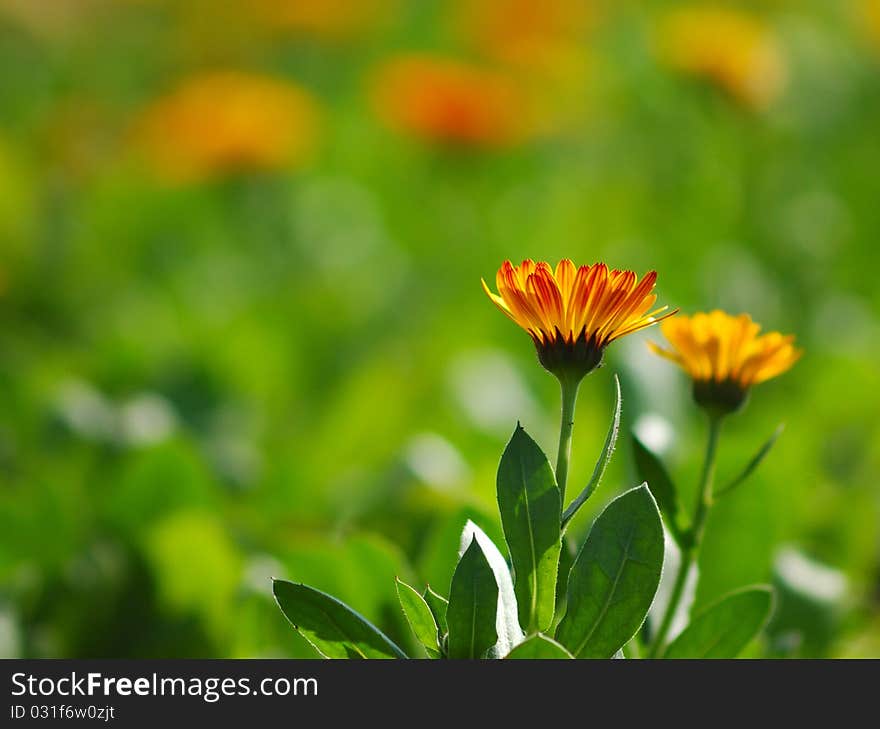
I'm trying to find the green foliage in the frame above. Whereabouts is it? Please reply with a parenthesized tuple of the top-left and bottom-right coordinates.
(459, 520, 524, 656)
(273, 580, 407, 659)
(715, 425, 785, 499)
(496, 424, 562, 633)
(446, 538, 499, 659)
(0, 0, 875, 660)
(505, 634, 573, 659)
(396, 578, 441, 658)
(422, 586, 449, 636)
(556, 485, 665, 658)
(632, 434, 686, 545)
(663, 586, 774, 658)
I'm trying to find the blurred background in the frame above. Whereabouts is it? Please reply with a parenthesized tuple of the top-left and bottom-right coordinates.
(0, 0, 878, 658)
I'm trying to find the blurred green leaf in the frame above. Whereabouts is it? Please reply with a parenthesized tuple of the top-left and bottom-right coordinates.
(396, 578, 440, 658)
(555, 484, 664, 658)
(423, 585, 448, 636)
(145, 511, 241, 640)
(497, 424, 562, 633)
(562, 375, 621, 529)
(273, 580, 407, 659)
(446, 537, 498, 659)
(664, 586, 774, 659)
(715, 425, 785, 499)
(505, 633, 573, 659)
(632, 434, 685, 545)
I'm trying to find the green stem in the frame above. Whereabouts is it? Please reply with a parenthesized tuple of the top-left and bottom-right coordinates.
(648, 413, 723, 658)
(555, 375, 580, 505)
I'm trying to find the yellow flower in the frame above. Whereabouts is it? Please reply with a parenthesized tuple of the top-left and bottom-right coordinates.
(483, 259, 675, 379)
(657, 6, 786, 109)
(649, 310, 801, 414)
(863, 0, 880, 49)
(370, 55, 532, 148)
(133, 71, 319, 184)
(454, 0, 597, 72)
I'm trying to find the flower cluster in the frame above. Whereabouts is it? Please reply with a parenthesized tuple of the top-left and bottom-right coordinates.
(483, 259, 799, 412)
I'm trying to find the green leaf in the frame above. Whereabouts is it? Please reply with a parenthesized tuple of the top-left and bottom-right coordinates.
(505, 634, 573, 659)
(273, 580, 407, 659)
(460, 520, 524, 656)
(562, 375, 621, 529)
(715, 425, 785, 499)
(497, 424, 562, 633)
(554, 534, 577, 621)
(632, 434, 685, 545)
(423, 585, 448, 636)
(396, 578, 440, 658)
(446, 537, 499, 659)
(555, 484, 664, 658)
(663, 586, 775, 658)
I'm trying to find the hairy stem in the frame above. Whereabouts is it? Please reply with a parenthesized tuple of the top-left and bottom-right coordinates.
(555, 375, 581, 505)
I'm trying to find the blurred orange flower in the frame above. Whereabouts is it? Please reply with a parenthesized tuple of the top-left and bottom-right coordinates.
(454, 0, 598, 72)
(657, 6, 786, 109)
(863, 0, 880, 49)
(252, 0, 393, 41)
(370, 55, 531, 148)
(133, 71, 319, 184)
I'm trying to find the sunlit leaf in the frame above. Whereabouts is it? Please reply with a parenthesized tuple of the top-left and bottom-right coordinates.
(459, 520, 523, 656)
(664, 585, 774, 658)
(423, 585, 449, 636)
(273, 579, 407, 659)
(505, 634, 573, 659)
(446, 537, 499, 659)
(555, 484, 664, 658)
(497, 424, 562, 633)
(396, 578, 440, 658)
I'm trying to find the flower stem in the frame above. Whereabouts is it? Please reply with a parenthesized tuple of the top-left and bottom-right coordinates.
(555, 374, 581, 505)
(648, 413, 723, 658)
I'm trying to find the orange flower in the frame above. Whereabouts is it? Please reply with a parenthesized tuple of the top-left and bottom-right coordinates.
(657, 6, 786, 109)
(863, 0, 880, 49)
(454, 0, 597, 72)
(650, 310, 801, 414)
(133, 71, 319, 184)
(252, 0, 393, 41)
(370, 55, 531, 148)
(483, 259, 675, 379)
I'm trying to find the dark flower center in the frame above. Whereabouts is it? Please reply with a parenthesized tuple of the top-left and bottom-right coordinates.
(534, 327, 604, 383)
(692, 378, 749, 417)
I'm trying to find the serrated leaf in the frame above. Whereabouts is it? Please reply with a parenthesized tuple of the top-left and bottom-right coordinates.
(632, 434, 685, 544)
(715, 425, 784, 499)
(555, 484, 664, 658)
(562, 375, 621, 529)
(396, 578, 440, 658)
(497, 424, 562, 633)
(663, 586, 774, 659)
(505, 634, 573, 659)
(446, 537, 499, 659)
(423, 585, 448, 636)
(459, 520, 524, 656)
(273, 579, 407, 659)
